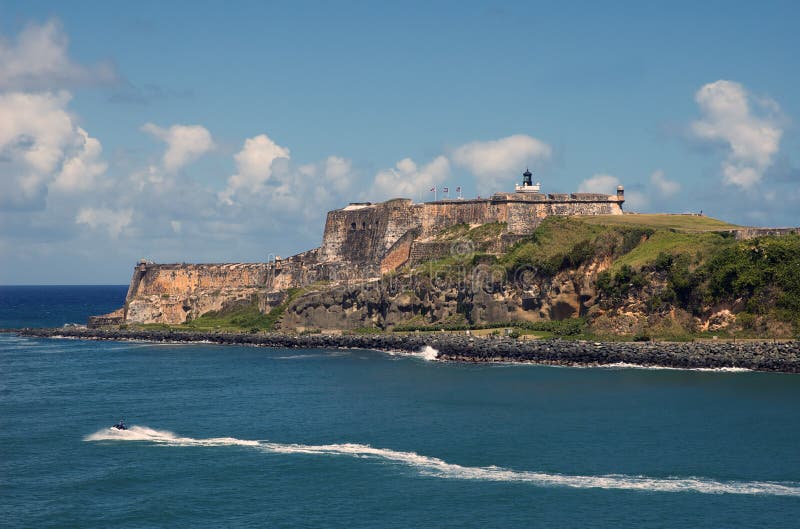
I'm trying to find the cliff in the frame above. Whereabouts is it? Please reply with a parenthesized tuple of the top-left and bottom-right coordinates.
(96, 185, 626, 326)
(279, 216, 800, 338)
(92, 178, 800, 338)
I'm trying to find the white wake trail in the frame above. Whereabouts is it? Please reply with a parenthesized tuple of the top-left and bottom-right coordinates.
(85, 426, 800, 497)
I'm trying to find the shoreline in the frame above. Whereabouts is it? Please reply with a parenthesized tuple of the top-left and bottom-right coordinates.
(6, 327, 800, 373)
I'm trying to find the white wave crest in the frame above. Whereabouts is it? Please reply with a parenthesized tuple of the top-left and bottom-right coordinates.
(382, 345, 439, 361)
(85, 426, 799, 496)
(599, 362, 752, 373)
(415, 345, 439, 361)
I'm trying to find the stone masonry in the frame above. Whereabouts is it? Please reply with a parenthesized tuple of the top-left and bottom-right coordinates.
(98, 176, 626, 325)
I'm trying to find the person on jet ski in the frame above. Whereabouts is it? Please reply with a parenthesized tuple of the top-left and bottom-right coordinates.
(114, 419, 126, 430)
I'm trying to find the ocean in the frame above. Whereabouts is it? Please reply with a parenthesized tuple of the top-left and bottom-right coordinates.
(1, 286, 799, 528)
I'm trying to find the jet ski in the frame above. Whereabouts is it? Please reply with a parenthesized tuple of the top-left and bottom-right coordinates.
(112, 419, 127, 430)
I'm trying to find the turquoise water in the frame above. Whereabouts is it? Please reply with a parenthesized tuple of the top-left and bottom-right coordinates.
(2, 288, 800, 527)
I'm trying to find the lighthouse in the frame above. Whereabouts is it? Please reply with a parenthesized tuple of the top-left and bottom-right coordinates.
(515, 168, 541, 193)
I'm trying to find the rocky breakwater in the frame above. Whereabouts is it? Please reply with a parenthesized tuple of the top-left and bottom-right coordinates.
(14, 328, 800, 373)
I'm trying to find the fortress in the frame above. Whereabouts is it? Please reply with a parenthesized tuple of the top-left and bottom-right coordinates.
(93, 171, 626, 326)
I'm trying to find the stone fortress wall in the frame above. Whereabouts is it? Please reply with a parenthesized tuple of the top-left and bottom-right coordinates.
(96, 173, 628, 325)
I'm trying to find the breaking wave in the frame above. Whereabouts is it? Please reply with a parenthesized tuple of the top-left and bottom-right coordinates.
(383, 345, 439, 361)
(85, 426, 799, 496)
(597, 362, 752, 373)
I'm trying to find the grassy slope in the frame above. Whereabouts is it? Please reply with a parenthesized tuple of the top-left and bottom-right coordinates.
(611, 230, 734, 271)
(579, 213, 740, 231)
(137, 214, 797, 338)
(181, 288, 302, 331)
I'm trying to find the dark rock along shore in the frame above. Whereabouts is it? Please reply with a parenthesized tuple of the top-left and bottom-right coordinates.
(10, 327, 800, 373)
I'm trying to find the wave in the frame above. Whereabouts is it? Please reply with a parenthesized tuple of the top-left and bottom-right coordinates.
(85, 426, 799, 496)
(597, 362, 752, 373)
(383, 345, 439, 362)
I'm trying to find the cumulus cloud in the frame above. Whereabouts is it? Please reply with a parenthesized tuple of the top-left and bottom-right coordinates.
(649, 169, 680, 197)
(369, 155, 450, 201)
(52, 127, 108, 192)
(0, 91, 107, 207)
(579, 173, 648, 210)
(141, 123, 214, 172)
(452, 134, 552, 193)
(0, 18, 117, 90)
(75, 207, 133, 238)
(325, 156, 354, 193)
(578, 173, 620, 194)
(220, 134, 291, 204)
(691, 80, 783, 188)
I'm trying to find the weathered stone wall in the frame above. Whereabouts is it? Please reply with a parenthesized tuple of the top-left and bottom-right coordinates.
(107, 189, 625, 326)
(380, 229, 418, 274)
(319, 199, 422, 268)
(733, 227, 800, 240)
(318, 194, 624, 269)
(419, 200, 505, 237)
(122, 263, 275, 324)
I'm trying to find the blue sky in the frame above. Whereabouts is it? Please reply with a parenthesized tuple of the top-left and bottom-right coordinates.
(1, 1, 798, 284)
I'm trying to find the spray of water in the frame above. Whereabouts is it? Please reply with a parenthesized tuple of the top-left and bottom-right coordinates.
(85, 426, 799, 497)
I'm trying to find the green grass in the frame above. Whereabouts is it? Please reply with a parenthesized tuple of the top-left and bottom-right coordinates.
(579, 214, 740, 232)
(433, 223, 470, 240)
(610, 230, 735, 272)
(466, 222, 507, 242)
(500, 217, 605, 275)
(182, 288, 303, 331)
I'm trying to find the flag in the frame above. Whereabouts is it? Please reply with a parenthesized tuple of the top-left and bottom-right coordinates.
(443, 187, 449, 193)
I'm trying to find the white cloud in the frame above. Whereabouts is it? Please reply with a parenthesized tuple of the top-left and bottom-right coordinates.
(578, 174, 620, 194)
(579, 173, 648, 211)
(369, 155, 450, 201)
(75, 207, 133, 238)
(452, 134, 552, 193)
(691, 80, 783, 188)
(52, 127, 108, 192)
(141, 123, 214, 172)
(0, 91, 107, 207)
(0, 18, 116, 90)
(130, 165, 165, 191)
(325, 156, 353, 193)
(649, 169, 680, 197)
(220, 134, 290, 204)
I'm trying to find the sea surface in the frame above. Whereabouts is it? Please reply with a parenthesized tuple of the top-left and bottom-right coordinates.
(1, 286, 800, 528)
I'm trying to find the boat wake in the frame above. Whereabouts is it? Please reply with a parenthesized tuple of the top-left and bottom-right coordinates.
(85, 426, 799, 496)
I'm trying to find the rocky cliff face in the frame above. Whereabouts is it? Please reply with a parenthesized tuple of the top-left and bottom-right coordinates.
(121, 263, 281, 324)
(279, 258, 610, 331)
(94, 191, 626, 327)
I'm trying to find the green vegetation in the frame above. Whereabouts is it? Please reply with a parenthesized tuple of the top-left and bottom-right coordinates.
(706, 235, 800, 323)
(595, 234, 800, 332)
(579, 213, 740, 232)
(182, 288, 303, 332)
(465, 222, 506, 242)
(499, 216, 657, 276)
(610, 230, 734, 273)
(394, 318, 586, 337)
(500, 217, 601, 276)
(137, 214, 798, 339)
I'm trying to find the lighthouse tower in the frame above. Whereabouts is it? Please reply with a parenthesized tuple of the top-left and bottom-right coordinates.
(515, 168, 541, 193)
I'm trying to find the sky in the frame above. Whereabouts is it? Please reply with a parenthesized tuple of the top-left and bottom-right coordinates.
(1, 0, 798, 284)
